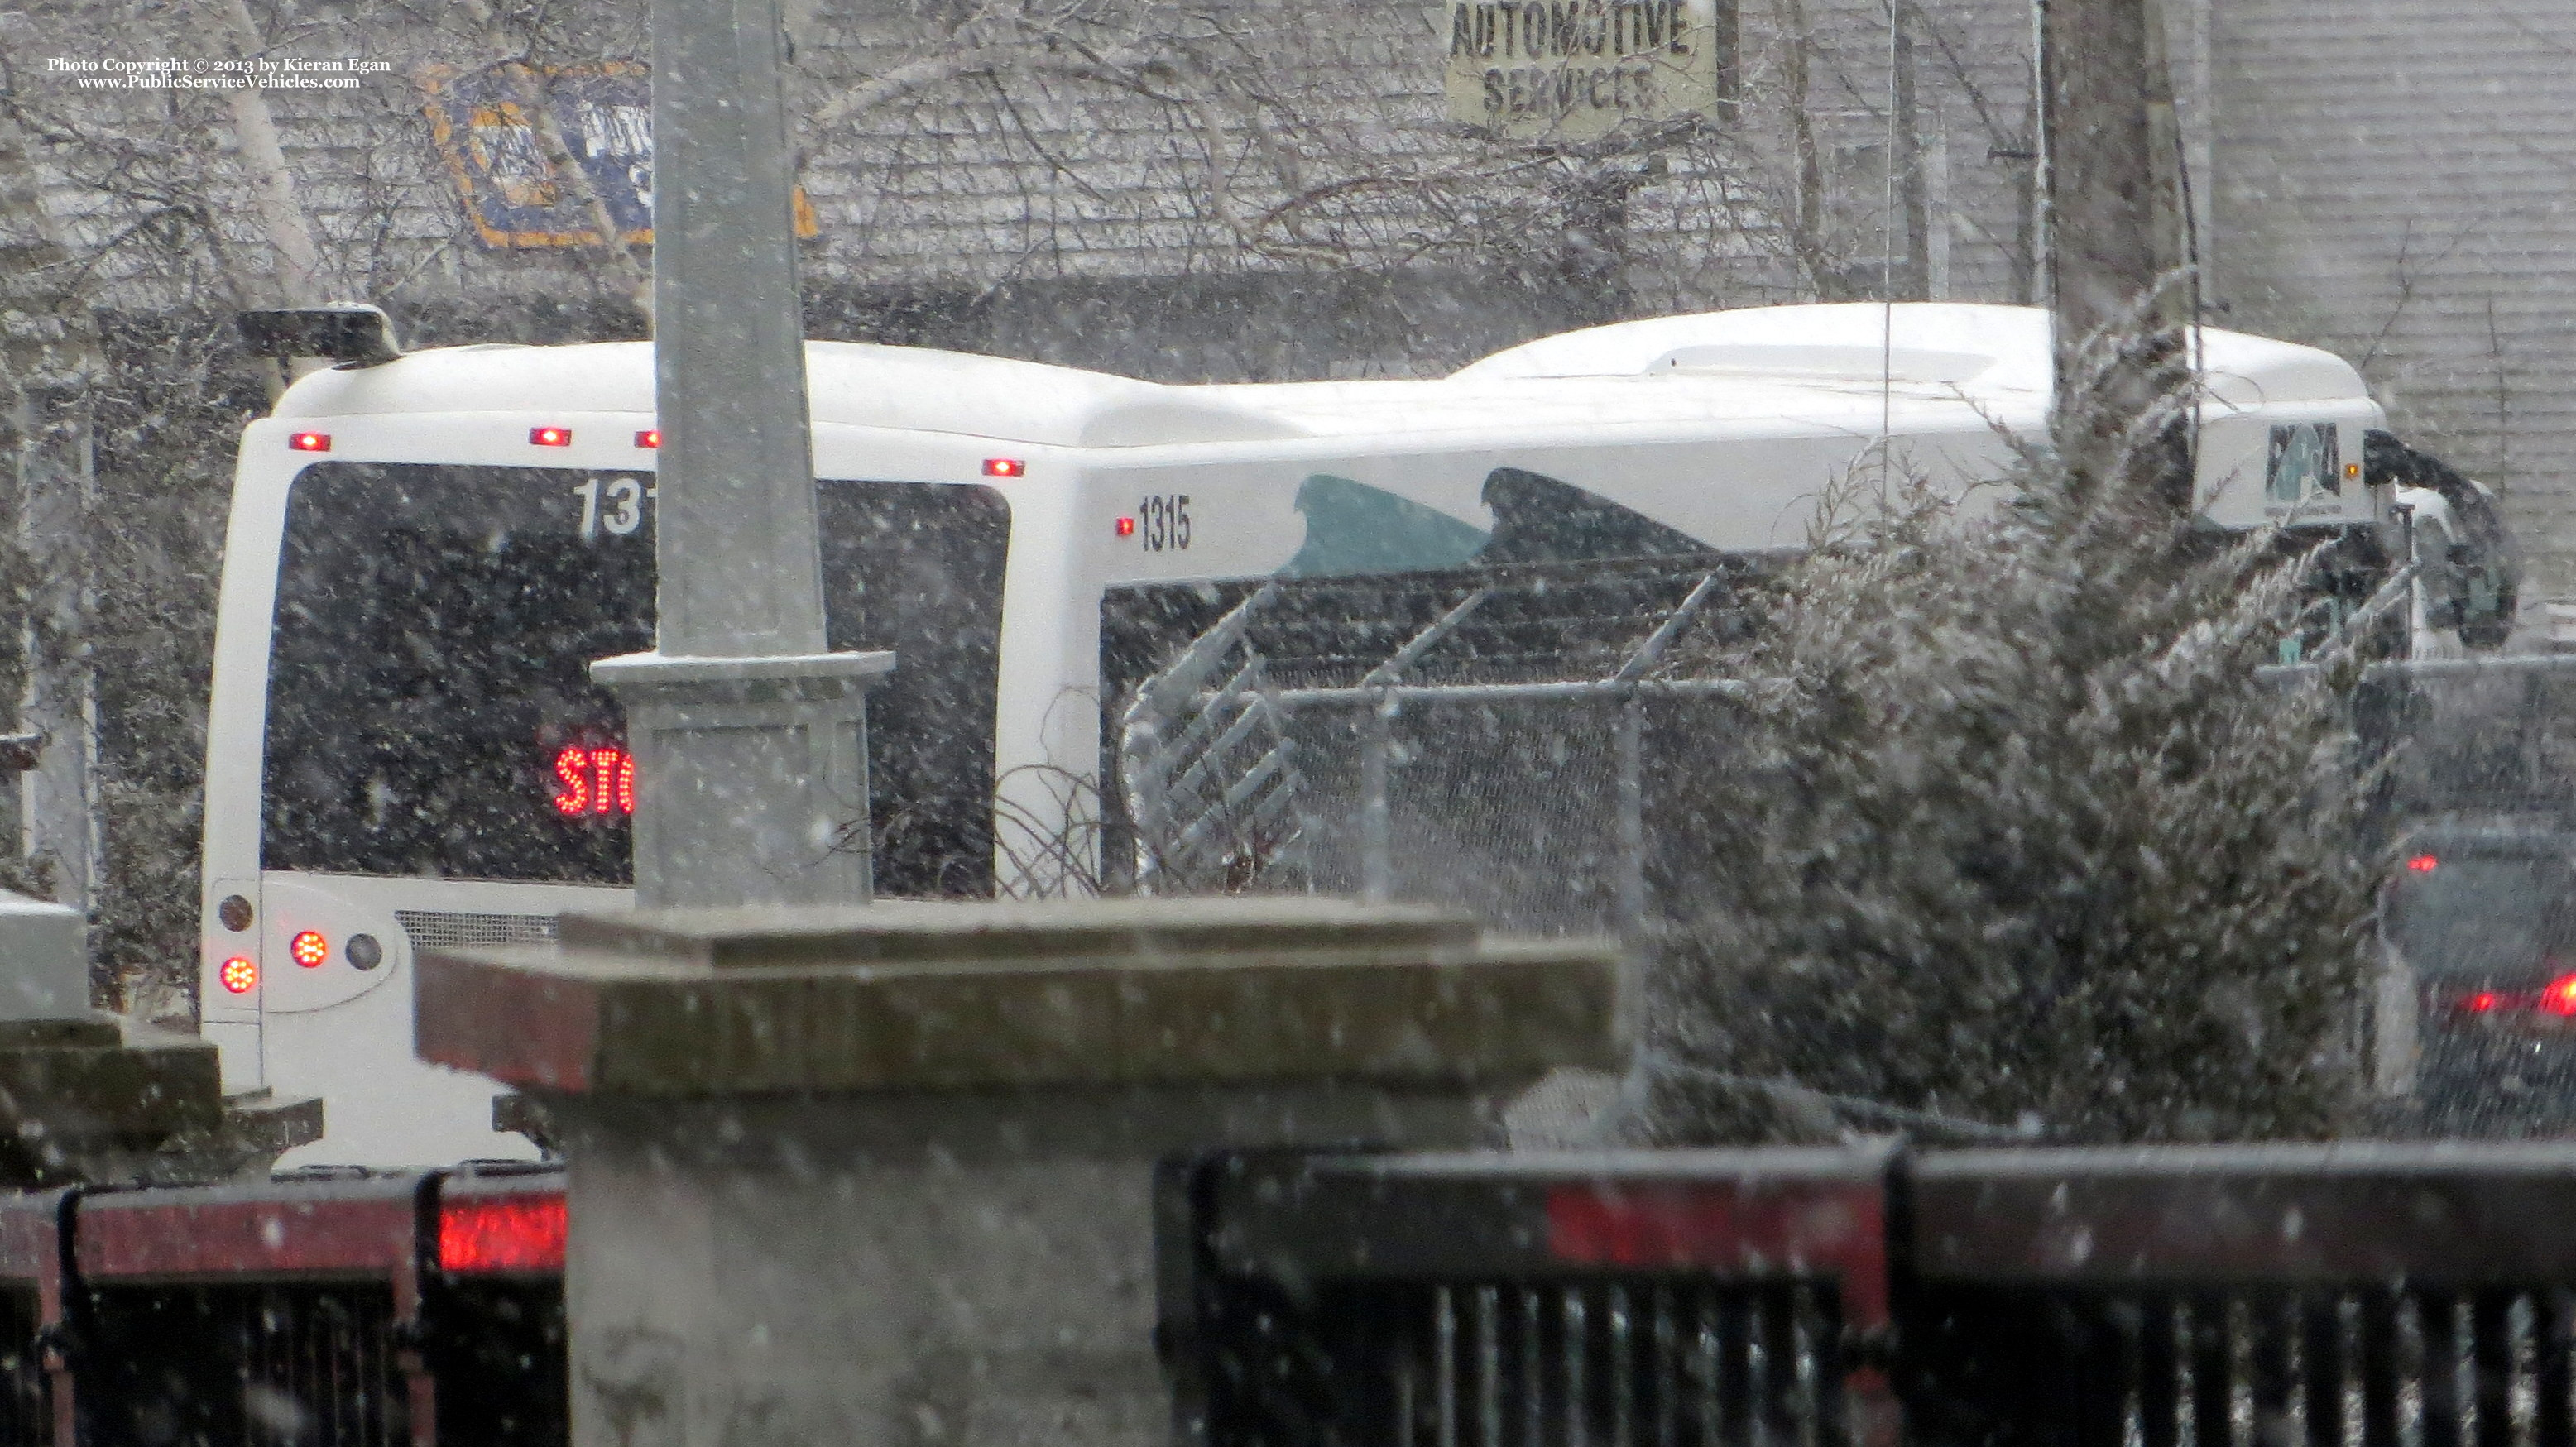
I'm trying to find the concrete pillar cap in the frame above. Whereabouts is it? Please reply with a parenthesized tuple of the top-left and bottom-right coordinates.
(415, 897, 1626, 1098)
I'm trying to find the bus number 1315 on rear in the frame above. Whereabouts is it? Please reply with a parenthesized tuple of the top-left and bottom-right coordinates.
(1138, 494, 1191, 552)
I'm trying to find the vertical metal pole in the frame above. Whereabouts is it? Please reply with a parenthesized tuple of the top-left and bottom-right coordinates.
(591, 0, 891, 908)
(2396, 503, 2424, 656)
(1361, 695, 1392, 903)
(1616, 696, 1646, 937)
(650, 0, 824, 659)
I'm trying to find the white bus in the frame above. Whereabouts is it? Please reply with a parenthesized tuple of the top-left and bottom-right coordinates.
(206, 300, 2403, 1167)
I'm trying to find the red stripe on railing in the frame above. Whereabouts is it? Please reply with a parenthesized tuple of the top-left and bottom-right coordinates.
(438, 1192, 566, 1274)
(77, 1196, 415, 1279)
(1545, 1180, 1889, 1324)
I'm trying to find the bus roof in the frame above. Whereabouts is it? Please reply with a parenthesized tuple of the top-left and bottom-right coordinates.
(268, 303, 2369, 448)
(272, 339, 1306, 448)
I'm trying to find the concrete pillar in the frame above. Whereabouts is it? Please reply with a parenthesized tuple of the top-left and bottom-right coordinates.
(607, 0, 888, 908)
(592, 652, 892, 908)
(415, 898, 1625, 1447)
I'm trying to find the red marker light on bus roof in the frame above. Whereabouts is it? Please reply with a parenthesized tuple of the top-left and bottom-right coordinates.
(2465, 990, 2501, 1013)
(220, 957, 258, 994)
(288, 432, 330, 453)
(635, 429, 660, 449)
(1115, 516, 1137, 538)
(2407, 854, 2439, 874)
(530, 426, 573, 448)
(983, 458, 1024, 478)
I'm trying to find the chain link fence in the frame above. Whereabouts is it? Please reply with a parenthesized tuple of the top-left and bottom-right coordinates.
(1108, 567, 2576, 1138)
(1106, 558, 1767, 937)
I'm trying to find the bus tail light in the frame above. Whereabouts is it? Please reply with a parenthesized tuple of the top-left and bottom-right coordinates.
(220, 957, 258, 994)
(635, 429, 660, 448)
(288, 432, 330, 453)
(290, 931, 329, 968)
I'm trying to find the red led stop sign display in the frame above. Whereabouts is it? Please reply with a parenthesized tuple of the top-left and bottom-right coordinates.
(553, 745, 636, 817)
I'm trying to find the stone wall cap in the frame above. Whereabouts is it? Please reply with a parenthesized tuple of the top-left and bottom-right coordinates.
(415, 899, 1628, 1097)
(0, 893, 78, 919)
(555, 896, 1482, 969)
(0, 1015, 122, 1048)
(589, 650, 897, 687)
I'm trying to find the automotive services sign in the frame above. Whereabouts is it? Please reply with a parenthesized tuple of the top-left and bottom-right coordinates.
(1446, 0, 1733, 141)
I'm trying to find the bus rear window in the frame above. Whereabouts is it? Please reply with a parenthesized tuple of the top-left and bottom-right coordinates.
(261, 462, 1007, 893)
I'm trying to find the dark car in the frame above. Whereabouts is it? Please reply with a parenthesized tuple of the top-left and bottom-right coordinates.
(2382, 824, 2576, 1131)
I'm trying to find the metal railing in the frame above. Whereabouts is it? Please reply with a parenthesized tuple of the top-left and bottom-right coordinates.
(1120, 580, 1317, 896)
(1904, 1144, 2576, 1447)
(13, 1139, 2576, 1447)
(1161, 1142, 2576, 1447)
(0, 1163, 563, 1447)
(1160, 1147, 1900, 1447)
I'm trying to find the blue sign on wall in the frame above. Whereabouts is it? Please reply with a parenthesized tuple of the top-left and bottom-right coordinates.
(421, 62, 816, 248)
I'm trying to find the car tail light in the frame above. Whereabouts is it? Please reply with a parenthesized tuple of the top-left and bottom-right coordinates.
(2406, 854, 2439, 874)
(2443, 974, 2576, 1021)
(2538, 974, 2576, 1017)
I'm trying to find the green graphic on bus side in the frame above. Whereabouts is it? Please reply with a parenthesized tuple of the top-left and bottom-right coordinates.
(1281, 474, 1490, 577)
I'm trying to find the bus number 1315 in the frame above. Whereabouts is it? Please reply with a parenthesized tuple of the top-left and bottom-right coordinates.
(1138, 494, 1191, 552)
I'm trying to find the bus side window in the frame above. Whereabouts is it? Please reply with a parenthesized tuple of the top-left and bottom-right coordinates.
(2267, 423, 2339, 501)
